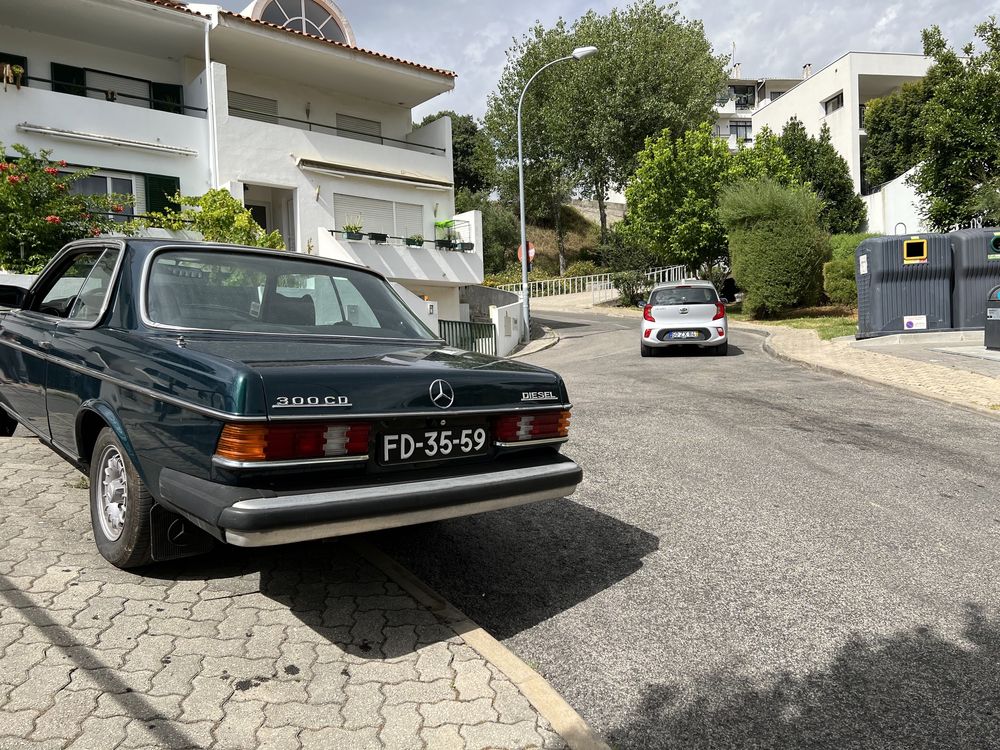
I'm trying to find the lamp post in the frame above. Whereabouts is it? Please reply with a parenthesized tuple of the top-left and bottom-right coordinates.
(517, 45, 598, 343)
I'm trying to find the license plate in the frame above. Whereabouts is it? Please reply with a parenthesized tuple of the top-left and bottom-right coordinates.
(381, 426, 489, 465)
(668, 331, 700, 339)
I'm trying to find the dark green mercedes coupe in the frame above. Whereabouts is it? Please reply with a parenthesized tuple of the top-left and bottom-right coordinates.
(0, 240, 581, 569)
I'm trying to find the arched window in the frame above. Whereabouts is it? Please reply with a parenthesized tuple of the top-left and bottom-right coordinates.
(257, 0, 352, 44)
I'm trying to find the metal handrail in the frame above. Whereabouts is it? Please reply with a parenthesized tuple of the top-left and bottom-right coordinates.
(496, 266, 686, 299)
(229, 107, 446, 155)
(328, 229, 473, 252)
(23, 74, 207, 114)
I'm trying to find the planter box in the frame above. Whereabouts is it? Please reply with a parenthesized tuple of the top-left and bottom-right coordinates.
(406, 238, 424, 247)
(455, 242, 474, 252)
(435, 239, 455, 250)
(344, 231, 364, 241)
(368, 232, 388, 244)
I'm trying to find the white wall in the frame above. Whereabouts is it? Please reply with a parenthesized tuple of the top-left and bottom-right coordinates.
(490, 300, 522, 358)
(391, 282, 439, 335)
(863, 167, 928, 234)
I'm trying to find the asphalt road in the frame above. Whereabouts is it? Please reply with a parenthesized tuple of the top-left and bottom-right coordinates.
(373, 310, 1000, 749)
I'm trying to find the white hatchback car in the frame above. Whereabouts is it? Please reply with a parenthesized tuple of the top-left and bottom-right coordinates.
(640, 280, 729, 357)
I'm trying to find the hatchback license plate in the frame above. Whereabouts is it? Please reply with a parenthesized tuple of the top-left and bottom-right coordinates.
(669, 331, 700, 339)
(381, 426, 489, 465)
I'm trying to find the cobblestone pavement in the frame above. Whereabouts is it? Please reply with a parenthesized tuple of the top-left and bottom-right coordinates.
(0, 435, 566, 750)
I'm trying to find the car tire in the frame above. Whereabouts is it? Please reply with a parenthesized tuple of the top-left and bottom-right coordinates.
(89, 428, 153, 569)
(0, 409, 17, 437)
(713, 341, 729, 356)
(640, 342, 654, 357)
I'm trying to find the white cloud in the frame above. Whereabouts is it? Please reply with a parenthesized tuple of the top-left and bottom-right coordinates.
(216, 0, 994, 118)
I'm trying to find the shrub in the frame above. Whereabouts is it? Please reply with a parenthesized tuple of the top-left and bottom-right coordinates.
(131, 189, 284, 249)
(482, 263, 553, 288)
(823, 258, 857, 306)
(720, 178, 831, 318)
(613, 270, 652, 306)
(829, 232, 878, 263)
(564, 260, 602, 278)
(0, 143, 133, 272)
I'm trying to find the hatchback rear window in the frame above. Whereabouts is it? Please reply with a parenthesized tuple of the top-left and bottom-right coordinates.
(146, 249, 437, 341)
(650, 287, 718, 305)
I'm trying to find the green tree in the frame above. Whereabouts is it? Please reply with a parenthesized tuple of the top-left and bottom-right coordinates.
(455, 188, 520, 274)
(730, 126, 797, 185)
(484, 1, 726, 245)
(778, 119, 866, 233)
(133, 189, 284, 249)
(862, 80, 930, 187)
(912, 20, 1000, 228)
(420, 111, 492, 193)
(720, 178, 831, 317)
(0, 143, 133, 272)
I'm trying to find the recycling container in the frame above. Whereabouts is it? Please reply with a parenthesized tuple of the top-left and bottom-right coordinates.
(987, 286, 1000, 351)
(951, 228, 1000, 330)
(855, 234, 952, 338)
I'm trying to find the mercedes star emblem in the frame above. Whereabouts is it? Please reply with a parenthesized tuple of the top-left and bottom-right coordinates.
(429, 379, 455, 409)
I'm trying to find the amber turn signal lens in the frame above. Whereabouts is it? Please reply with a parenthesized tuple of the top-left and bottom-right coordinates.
(216, 424, 269, 461)
(215, 422, 372, 462)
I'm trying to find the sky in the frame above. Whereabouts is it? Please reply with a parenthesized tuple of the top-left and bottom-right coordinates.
(217, 0, 998, 120)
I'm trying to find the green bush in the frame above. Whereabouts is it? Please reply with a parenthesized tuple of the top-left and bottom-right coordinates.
(823, 258, 857, 305)
(563, 260, 602, 277)
(483, 263, 553, 288)
(829, 232, 878, 262)
(612, 270, 652, 306)
(720, 178, 831, 318)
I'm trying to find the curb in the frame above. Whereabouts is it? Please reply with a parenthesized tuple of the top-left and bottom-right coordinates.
(508, 324, 561, 359)
(351, 540, 610, 750)
(733, 322, 1000, 421)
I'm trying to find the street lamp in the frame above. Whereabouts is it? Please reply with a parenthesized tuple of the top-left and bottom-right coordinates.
(517, 45, 598, 343)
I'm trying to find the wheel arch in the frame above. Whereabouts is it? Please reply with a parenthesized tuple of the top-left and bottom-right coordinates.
(75, 402, 146, 482)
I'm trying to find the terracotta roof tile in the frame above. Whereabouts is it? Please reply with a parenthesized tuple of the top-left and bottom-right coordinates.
(218, 10, 457, 80)
(136, 0, 210, 19)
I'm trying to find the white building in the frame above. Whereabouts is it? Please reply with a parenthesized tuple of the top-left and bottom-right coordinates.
(712, 63, 801, 151)
(0, 0, 481, 325)
(751, 52, 931, 234)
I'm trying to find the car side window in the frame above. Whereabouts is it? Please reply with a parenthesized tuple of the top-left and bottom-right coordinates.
(34, 249, 118, 321)
(67, 249, 120, 323)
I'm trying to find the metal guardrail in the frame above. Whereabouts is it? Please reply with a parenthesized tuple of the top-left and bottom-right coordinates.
(439, 320, 497, 356)
(496, 265, 687, 302)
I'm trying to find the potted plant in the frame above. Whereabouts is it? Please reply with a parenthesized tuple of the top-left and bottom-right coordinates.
(368, 232, 388, 244)
(1, 64, 23, 92)
(10, 65, 24, 90)
(435, 238, 455, 250)
(405, 234, 424, 247)
(341, 216, 364, 241)
(455, 241, 474, 252)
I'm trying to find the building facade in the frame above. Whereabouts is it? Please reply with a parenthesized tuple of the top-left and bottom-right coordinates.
(0, 0, 480, 325)
(750, 52, 931, 234)
(712, 63, 801, 151)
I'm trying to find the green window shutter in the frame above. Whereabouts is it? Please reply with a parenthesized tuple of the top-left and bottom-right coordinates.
(144, 174, 180, 215)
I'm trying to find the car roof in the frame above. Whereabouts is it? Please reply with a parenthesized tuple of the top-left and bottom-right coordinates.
(651, 280, 717, 291)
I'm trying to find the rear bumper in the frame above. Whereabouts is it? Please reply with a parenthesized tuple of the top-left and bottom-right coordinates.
(642, 323, 727, 346)
(158, 453, 582, 547)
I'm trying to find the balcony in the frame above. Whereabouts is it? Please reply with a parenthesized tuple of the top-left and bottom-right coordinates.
(0, 77, 210, 169)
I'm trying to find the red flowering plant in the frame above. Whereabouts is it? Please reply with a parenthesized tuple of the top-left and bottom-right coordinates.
(0, 143, 133, 272)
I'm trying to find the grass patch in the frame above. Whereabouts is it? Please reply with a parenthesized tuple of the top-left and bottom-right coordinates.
(68, 475, 89, 490)
(729, 303, 858, 340)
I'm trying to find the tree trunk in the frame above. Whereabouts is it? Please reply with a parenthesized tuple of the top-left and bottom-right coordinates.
(597, 187, 609, 244)
(555, 202, 567, 275)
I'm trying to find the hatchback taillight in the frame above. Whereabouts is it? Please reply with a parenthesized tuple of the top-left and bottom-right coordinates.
(713, 302, 726, 321)
(643, 304, 655, 322)
(216, 422, 371, 462)
(493, 411, 571, 444)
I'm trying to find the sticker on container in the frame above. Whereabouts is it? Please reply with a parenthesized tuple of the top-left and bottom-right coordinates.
(903, 315, 928, 331)
(988, 308, 1000, 321)
(859, 254, 868, 275)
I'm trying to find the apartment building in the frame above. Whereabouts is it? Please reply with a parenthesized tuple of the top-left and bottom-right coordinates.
(712, 63, 800, 151)
(751, 52, 931, 233)
(0, 0, 481, 324)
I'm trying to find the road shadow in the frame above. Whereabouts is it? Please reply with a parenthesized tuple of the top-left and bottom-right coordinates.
(608, 603, 1000, 749)
(648, 344, 746, 358)
(535, 316, 590, 330)
(369, 499, 660, 641)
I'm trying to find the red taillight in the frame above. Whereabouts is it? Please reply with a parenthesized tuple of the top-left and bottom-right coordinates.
(716, 327, 726, 337)
(643, 304, 655, 322)
(216, 422, 371, 462)
(493, 411, 571, 444)
(713, 302, 726, 321)
(644, 329, 652, 339)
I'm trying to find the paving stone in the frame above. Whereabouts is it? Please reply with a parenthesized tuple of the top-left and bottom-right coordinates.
(492, 677, 539, 725)
(420, 725, 465, 750)
(255, 725, 302, 750)
(5, 664, 73, 711)
(304, 663, 349, 704)
(300, 726, 380, 749)
(379, 702, 422, 750)
(211, 698, 265, 749)
(462, 720, 548, 750)
(65, 715, 129, 750)
(414, 642, 454, 682)
(31, 689, 100, 741)
(94, 690, 182, 721)
(179, 675, 233, 723)
(384, 678, 454, 706)
(420, 697, 497, 728)
(120, 718, 213, 750)
(264, 701, 337, 731)
(148, 654, 204, 697)
(341, 683, 385, 730)
(0, 708, 38, 738)
(454, 658, 493, 701)
(349, 659, 418, 685)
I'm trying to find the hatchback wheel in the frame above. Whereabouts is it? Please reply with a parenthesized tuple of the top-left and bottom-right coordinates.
(89, 428, 153, 569)
(640, 342, 654, 357)
(713, 340, 729, 356)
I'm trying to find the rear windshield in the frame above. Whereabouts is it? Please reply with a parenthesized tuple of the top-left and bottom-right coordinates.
(650, 286, 718, 305)
(146, 249, 437, 341)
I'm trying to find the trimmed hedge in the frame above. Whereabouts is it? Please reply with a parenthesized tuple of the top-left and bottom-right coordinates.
(823, 259, 857, 305)
(720, 179, 831, 318)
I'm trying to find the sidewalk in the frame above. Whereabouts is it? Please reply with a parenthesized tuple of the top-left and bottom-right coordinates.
(528, 293, 1000, 416)
(0, 436, 601, 750)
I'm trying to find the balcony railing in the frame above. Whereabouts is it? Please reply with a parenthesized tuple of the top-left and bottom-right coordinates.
(22, 70, 206, 117)
(228, 107, 446, 156)
(438, 320, 497, 356)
